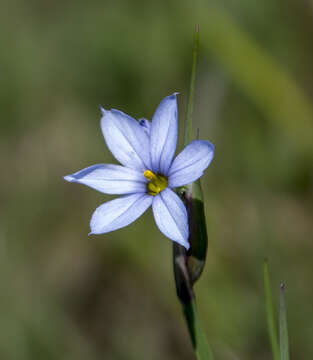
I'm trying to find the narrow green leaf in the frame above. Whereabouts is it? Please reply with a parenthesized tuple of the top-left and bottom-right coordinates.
(180, 25, 208, 284)
(183, 299, 215, 360)
(183, 24, 199, 147)
(173, 25, 214, 360)
(280, 283, 290, 360)
(264, 259, 280, 360)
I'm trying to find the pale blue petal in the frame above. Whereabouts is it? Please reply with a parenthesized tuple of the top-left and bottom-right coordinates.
(64, 164, 147, 195)
(90, 193, 153, 234)
(139, 118, 151, 136)
(168, 140, 214, 188)
(150, 94, 178, 175)
(101, 109, 151, 171)
(152, 188, 189, 249)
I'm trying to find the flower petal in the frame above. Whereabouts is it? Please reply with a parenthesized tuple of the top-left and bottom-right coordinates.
(168, 140, 214, 188)
(90, 193, 153, 234)
(139, 118, 151, 136)
(152, 188, 189, 249)
(101, 109, 151, 171)
(150, 93, 178, 175)
(64, 164, 147, 194)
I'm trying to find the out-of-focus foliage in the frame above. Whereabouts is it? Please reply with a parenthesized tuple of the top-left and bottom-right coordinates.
(1, 0, 312, 359)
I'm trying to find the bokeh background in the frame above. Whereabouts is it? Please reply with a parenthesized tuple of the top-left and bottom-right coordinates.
(1, 0, 313, 359)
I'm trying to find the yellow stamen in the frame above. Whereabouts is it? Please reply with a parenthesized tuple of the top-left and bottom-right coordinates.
(144, 170, 168, 196)
(143, 170, 155, 181)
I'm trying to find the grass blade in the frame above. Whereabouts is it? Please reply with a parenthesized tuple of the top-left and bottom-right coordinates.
(264, 259, 280, 360)
(280, 283, 290, 360)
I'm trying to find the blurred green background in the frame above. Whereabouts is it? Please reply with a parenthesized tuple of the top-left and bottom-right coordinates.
(1, 0, 313, 359)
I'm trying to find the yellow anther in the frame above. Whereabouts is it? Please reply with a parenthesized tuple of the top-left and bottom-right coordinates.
(143, 170, 155, 181)
(143, 170, 168, 196)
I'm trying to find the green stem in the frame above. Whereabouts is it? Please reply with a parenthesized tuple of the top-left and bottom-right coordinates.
(280, 283, 290, 360)
(264, 260, 280, 360)
(173, 25, 214, 360)
(183, 24, 199, 147)
(183, 299, 214, 360)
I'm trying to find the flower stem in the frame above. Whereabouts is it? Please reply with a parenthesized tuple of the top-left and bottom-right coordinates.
(172, 243, 214, 360)
(173, 25, 214, 359)
(183, 299, 215, 360)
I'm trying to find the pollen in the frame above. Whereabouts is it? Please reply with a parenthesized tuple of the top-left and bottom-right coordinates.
(144, 170, 168, 196)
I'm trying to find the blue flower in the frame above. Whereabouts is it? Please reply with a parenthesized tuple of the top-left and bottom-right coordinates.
(64, 94, 214, 249)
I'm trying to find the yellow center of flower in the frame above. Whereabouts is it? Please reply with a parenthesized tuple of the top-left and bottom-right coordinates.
(144, 170, 168, 196)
